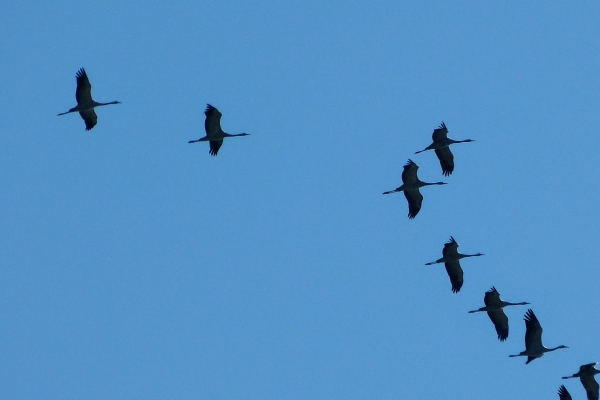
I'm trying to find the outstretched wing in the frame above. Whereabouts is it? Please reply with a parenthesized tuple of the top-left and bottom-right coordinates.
(209, 139, 223, 156)
(75, 68, 93, 105)
(444, 260, 463, 293)
(432, 122, 448, 142)
(524, 309, 542, 350)
(484, 287, 501, 307)
(558, 385, 573, 400)
(435, 147, 454, 176)
(205, 104, 223, 137)
(79, 109, 97, 131)
(442, 237, 459, 258)
(487, 309, 509, 341)
(404, 189, 422, 219)
(401, 159, 419, 184)
(581, 375, 599, 400)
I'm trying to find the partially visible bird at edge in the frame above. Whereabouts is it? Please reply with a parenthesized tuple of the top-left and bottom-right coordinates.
(58, 68, 121, 131)
(509, 309, 568, 364)
(468, 286, 529, 341)
(424, 236, 483, 293)
(188, 104, 249, 156)
(562, 363, 600, 400)
(414, 122, 474, 176)
(558, 385, 573, 400)
(382, 159, 446, 219)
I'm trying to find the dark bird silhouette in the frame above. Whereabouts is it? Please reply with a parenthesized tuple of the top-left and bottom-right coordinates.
(468, 286, 529, 341)
(382, 159, 446, 219)
(414, 122, 474, 176)
(562, 363, 600, 400)
(58, 68, 121, 130)
(509, 309, 568, 364)
(424, 236, 483, 293)
(558, 385, 573, 400)
(188, 104, 249, 156)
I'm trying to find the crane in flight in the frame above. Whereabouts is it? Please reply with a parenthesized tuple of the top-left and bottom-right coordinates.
(382, 159, 446, 219)
(188, 104, 249, 156)
(58, 68, 120, 130)
(562, 363, 600, 400)
(468, 286, 529, 341)
(509, 309, 568, 364)
(424, 236, 483, 293)
(414, 122, 474, 176)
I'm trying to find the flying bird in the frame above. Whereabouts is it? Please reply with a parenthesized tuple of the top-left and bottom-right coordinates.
(414, 122, 474, 176)
(188, 104, 249, 156)
(562, 363, 600, 400)
(382, 159, 447, 219)
(509, 309, 568, 364)
(468, 286, 530, 341)
(558, 385, 573, 400)
(424, 236, 483, 293)
(58, 68, 121, 130)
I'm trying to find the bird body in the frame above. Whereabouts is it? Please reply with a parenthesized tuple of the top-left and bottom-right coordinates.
(509, 309, 568, 363)
(562, 363, 600, 400)
(414, 122, 474, 176)
(58, 68, 120, 130)
(188, 104, 249, 156)
(468, 286, 529, 341)
(382, 159, 446, 219)
(424, 236, 483, 293)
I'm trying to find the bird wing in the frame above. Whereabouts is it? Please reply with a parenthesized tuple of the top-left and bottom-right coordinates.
(442, 237, 459, 258)
(432, 122, 448, 142)
(487, 309, 509, 341)
(582, 363, 599, 371)
(209, 139, 223, 156)
(79, 109, 97, 131)
(558, 385, 573, 400)
(401, 160, 418, 184)
(524, 309, 543, 350)
(403, 188, 422, 219)
(204, 104, 223, 137)
(444, 260, 463, 293)
(484, 287, 501, 307)
(581, 375, 599, 400)
(75, 68, 93, 105)
(434, 147, 454, 176)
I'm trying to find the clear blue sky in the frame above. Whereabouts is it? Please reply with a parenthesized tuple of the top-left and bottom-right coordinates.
(1, 2, 599, 399)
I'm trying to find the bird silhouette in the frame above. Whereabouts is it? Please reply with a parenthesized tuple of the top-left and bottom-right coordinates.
(425, 236, 483, 293)
(188, 104, 249, 156)
(58, 68, 120, 130)
(468, 286, 529, 341)
(383, 159, 446, 219)
(414, 122, 474, 176)
(509, 309, 568, 364)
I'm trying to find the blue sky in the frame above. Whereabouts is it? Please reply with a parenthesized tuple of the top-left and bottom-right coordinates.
(1, 2, 599, 398)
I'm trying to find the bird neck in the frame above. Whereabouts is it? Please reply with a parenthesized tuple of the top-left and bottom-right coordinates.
(459, 253, 480, 259)
(504, 301, 528, 306)
(95, 101, 119, 106)
(421, 181, 446, 186)
(450, 139, 473, 144)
